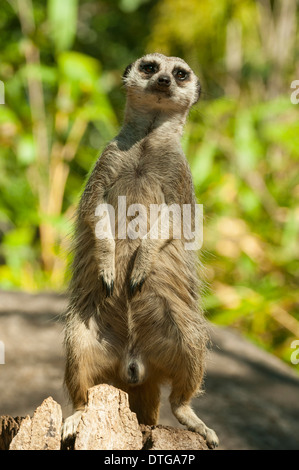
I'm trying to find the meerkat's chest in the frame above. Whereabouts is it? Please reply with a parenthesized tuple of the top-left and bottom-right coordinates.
(125, 147, 165, 175)
(106, 171, 164, 208)
(104, 142, 182, 207)
(114, 150, 166, 189)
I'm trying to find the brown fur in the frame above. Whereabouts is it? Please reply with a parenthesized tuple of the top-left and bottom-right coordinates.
(62, 53, 218, 448)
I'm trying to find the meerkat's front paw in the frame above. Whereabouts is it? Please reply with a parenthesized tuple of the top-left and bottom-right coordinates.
(129, 269, 147, 295)
(130, 244, 152, 295)
(99, 267, 115, 297)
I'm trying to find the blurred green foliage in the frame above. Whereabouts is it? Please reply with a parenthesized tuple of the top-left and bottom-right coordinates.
(0, 0, 298, 369)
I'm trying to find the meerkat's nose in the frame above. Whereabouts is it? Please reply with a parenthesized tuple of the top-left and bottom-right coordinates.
(157, 74, 171, 87)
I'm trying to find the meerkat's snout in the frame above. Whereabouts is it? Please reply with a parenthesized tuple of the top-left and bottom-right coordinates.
(157, 74, 171, 88)
(150, 73, 173, 98)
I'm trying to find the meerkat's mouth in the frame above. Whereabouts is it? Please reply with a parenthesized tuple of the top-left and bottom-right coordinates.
(147, 86, 173, 99)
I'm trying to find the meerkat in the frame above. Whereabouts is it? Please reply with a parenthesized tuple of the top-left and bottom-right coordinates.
(62, 53, 218, 448)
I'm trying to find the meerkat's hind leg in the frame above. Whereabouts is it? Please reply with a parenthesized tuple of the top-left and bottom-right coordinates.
(169, 384, 219, 449)
(171, 400, 219, 449)
(61, 314, 110, 444)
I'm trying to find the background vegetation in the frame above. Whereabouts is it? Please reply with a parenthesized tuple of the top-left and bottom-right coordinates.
(0, 0, 298, 369)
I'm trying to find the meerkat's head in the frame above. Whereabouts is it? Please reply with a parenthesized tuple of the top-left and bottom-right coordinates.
(122, 53, 201, 113)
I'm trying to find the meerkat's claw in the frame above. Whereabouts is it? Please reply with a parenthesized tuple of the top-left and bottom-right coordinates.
(101, 277, 114, 297)
(129, 277, 145, 296)
(205, 428, 219, 449)
(106, 279, 114, 297)
(61, 410, 83, 445)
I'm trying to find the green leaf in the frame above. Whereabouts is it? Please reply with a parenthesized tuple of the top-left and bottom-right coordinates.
(58, 51, 101, 91)
(120, 0, 151, 13)
(0, 107, 20, 125)
(234, 109, 261, 173)
(19, 64, 58, 86)
(48, 0, 78, 53)
(191, 141, 217, 187)
(17, 134, 36, 165)
(2, 227, 35, 270)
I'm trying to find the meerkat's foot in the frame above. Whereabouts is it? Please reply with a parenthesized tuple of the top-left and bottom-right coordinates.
(171, 403, 219, 449)
(61, 410, 83, 444)
(192, 423, 218, 449)
(129, 272, 146, 295)
(205, 427, 219, 449)
(99, 269, 114, 297)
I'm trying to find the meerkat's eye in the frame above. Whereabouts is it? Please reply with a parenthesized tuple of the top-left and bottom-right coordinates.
(174, 69, 189, 81)
(139, 62, 159, 75)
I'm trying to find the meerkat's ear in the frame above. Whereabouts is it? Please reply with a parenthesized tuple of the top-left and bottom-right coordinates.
(122, 63, 133, 83)
(193, 79, 201, 105)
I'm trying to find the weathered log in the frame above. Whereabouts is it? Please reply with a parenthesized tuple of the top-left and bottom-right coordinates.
(2, 385, 209, 450)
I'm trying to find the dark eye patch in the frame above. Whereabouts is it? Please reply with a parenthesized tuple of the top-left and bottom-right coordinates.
(139, 61, 160, 75)
(173, 67, 190, 82)
(122, 62, 133, 81)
